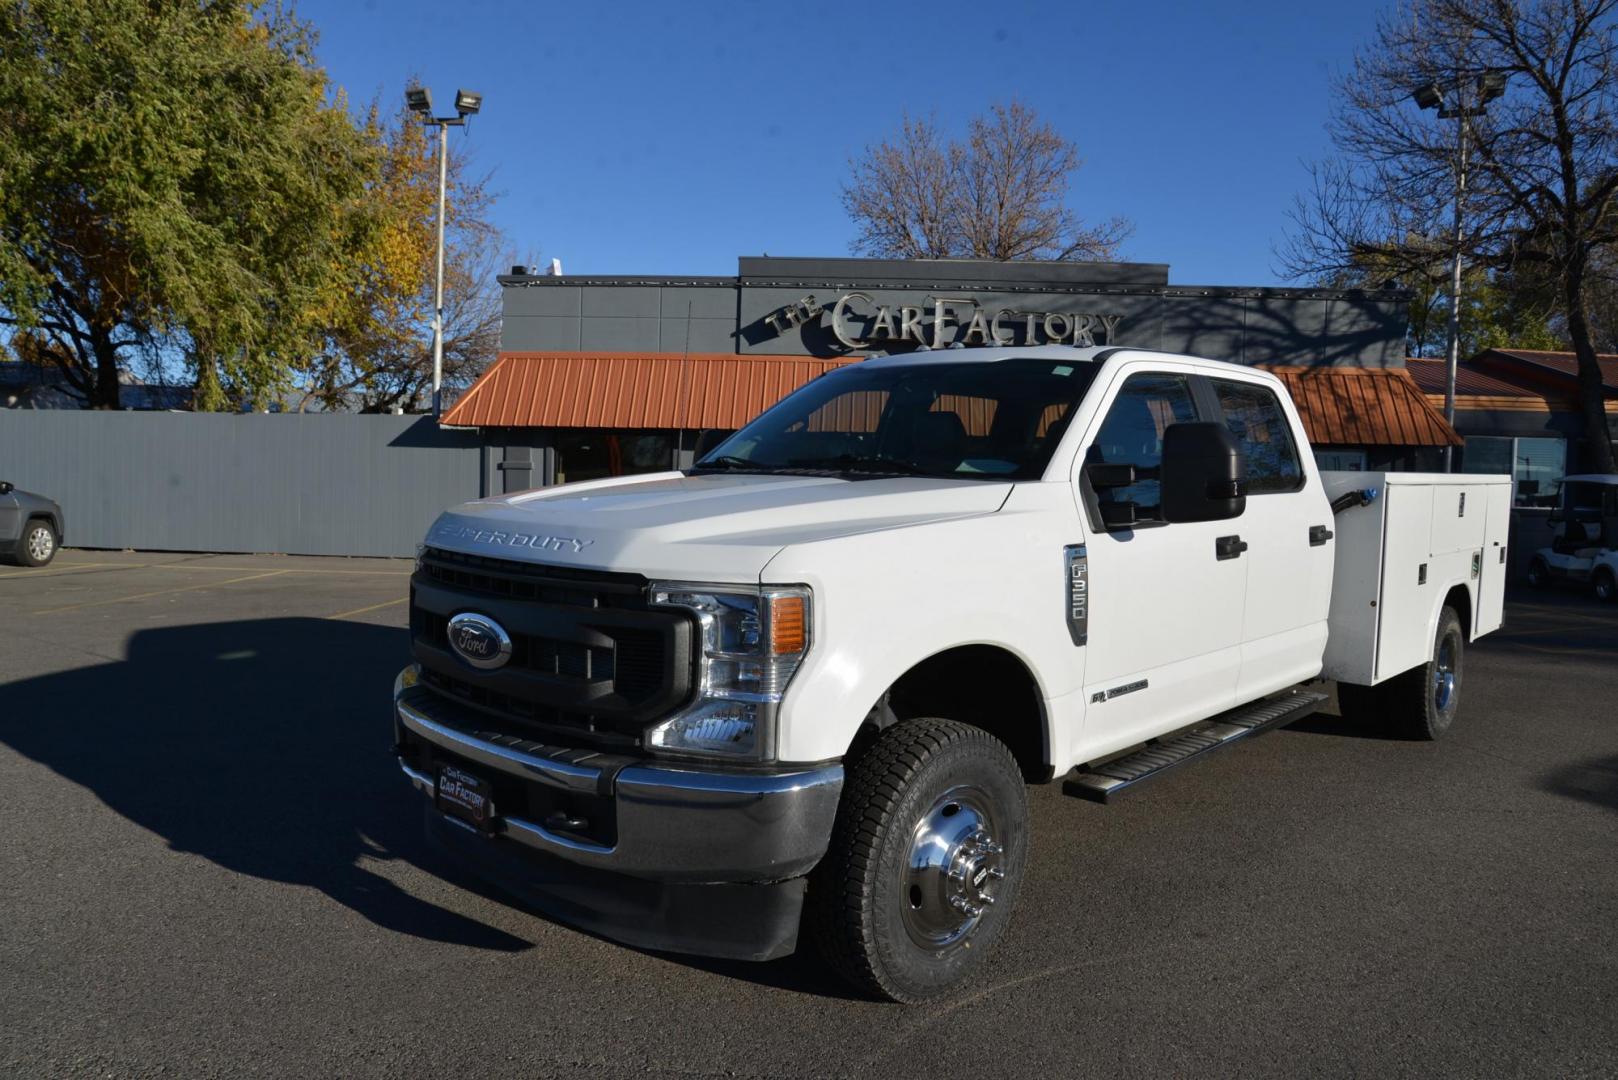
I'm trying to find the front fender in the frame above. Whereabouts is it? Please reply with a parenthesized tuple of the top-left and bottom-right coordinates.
(763, 484, 1080, 765)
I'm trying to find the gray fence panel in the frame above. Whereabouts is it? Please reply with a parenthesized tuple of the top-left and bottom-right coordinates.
(0, 412, 485, 558)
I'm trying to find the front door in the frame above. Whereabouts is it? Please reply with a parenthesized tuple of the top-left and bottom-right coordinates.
(1075, 370, 1247, 758)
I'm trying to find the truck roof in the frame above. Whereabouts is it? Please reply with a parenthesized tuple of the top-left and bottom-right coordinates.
(859, 343, 1259, 374)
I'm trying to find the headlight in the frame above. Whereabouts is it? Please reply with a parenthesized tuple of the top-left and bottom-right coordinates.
(648, 584, 811, 760)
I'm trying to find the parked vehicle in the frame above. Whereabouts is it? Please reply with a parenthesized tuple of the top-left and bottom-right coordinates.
(1525, 474, 1618, 602)
(0, 481, 64, 567)
(393, 345, 1510, 1001)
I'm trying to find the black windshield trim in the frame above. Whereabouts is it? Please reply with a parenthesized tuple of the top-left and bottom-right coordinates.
(692, 357, 1100, 482)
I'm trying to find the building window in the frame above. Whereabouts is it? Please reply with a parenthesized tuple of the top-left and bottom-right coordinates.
(1314, 448, 1367, 472)
(554, 430, 677, 485)
(1461, 435, 1566, 506)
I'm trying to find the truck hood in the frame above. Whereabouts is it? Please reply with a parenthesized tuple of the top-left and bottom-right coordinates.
(424, 471, 1013, 582)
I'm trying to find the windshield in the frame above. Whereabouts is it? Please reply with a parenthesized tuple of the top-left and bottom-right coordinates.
(691, 357, 1101, 481)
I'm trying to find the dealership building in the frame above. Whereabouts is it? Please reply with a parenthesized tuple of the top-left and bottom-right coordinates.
(443, 255, 1459, 490)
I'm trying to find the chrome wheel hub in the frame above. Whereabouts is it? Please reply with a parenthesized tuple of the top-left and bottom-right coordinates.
(1433, 636, 1456, 712)
(901, 786, 1005, 949)
(27, 526, 52, 562)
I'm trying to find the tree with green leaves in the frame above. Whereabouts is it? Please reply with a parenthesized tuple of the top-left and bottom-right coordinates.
(0, 0, 376, 409)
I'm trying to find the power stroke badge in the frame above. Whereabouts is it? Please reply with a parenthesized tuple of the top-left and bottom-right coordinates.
(1064, 544, 1088, 646)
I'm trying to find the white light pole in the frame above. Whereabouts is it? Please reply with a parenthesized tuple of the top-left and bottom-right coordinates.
(405, 85, 483, 418)
(1412, 70, 1505, 472)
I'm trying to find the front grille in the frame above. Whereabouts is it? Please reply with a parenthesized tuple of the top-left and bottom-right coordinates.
(409, 547, 694, 746)
(414, 608, 621, 682)
(417, 668, 640, 751)
(416, 546, 645, 607)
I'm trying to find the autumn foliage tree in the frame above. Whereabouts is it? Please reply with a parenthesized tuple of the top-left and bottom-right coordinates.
(0, 0, 376, 409)
(296, 108, 504, 413)
(842, 102, 1130, 262)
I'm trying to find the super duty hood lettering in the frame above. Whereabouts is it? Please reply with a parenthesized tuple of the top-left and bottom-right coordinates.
(427, 521, 595, 554)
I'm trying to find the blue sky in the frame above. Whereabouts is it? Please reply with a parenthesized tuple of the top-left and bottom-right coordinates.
(298, 0, 1382, 285)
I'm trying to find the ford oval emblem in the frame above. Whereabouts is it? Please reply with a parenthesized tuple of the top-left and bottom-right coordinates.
(447, 612, 512, 671)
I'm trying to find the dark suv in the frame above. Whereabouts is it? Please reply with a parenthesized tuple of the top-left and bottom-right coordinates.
(0, 482, 65, 567)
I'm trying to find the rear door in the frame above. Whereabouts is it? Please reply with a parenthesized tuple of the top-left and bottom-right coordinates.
(0, 488, 20, 543)
(1074, 369, 1247, 755)
(1206, 376, 1334, 702)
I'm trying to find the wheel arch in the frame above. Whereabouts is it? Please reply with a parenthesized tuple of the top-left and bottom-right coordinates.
(862, 643, 1053, 783)
(1441, 580, 1473, 642)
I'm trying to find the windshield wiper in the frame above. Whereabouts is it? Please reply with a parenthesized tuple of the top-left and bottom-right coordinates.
(815, 454, 932, 477)
(689, 455, 788, 475)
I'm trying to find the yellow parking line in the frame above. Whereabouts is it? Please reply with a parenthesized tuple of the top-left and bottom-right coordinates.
(129, 564, 413, 577)
(31, 570, 292, 615)
(3, 559, 409, 578)
(0, 562, 127, 580)
(325, 597, 408, 621)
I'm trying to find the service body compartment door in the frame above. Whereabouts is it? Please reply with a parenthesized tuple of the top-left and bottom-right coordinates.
(1476, 482, 1511, 636)
(1374, 484, 1437, 681)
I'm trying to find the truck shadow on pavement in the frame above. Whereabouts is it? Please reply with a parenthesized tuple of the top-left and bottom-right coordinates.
(1541, 755, 1618, 815)
(0, 617, 532, 953)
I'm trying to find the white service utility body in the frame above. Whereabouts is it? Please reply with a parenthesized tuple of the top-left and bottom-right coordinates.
(393, 345, 1509, 1001)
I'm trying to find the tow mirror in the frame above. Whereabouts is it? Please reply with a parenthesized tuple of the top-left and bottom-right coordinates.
(1085, 462, 1136, 489)
(1161, 422, 1246, 523)
(1100, 501, 1138, 529)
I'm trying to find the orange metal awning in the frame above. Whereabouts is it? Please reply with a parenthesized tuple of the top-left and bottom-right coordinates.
(444, 352, 1463, 450)
(1261, 366, 1462, 448)
(441, 351, 855, 429)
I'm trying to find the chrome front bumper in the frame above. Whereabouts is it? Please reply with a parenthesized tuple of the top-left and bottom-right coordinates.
(395, 678, 843, 884)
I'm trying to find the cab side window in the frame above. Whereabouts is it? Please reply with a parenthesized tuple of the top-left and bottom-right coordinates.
(1211, 379, 1303, 493)
(1088, 373, 1198, 519)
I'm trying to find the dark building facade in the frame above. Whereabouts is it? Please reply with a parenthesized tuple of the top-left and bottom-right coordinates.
(497, 256, 1410, 366)
(451, 256, 1442, 490)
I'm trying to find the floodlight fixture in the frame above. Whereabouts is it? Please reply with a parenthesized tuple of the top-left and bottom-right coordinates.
(1408, 69, 1509, 470)
(403, 81, 485, 418)
(1411, 82, 1444, 111)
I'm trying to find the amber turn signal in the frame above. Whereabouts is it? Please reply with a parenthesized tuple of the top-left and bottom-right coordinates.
(770, 595, 807, 654)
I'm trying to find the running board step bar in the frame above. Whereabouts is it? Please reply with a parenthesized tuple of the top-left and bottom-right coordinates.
(1062, 689, 1329, 803)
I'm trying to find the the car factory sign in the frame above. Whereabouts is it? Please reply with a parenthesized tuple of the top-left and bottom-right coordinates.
(763, 292, 1125, 351)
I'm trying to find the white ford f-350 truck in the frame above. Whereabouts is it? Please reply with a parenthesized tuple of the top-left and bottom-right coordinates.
(394, 345, 1509, 1001)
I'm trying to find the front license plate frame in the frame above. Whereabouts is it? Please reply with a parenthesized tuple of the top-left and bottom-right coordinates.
(436, 763, 496, 831)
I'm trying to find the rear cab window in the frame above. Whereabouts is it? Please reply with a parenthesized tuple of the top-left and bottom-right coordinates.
(1210, 378, 1304, 494)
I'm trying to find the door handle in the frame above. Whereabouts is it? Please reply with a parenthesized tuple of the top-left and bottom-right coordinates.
(1216, 535, 1248, 560)
(1309, 524, 1333, 546)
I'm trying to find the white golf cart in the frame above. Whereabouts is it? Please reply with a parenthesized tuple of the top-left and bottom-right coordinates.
(1526, 474, 1618, 602)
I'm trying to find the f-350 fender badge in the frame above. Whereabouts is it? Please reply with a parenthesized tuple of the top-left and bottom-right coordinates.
(1064, 544, 1088, 646)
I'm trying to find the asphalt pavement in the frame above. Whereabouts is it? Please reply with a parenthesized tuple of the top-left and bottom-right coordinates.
(1, 550, 1614, 1078)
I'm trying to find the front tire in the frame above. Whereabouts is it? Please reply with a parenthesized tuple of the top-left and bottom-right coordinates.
(1594, 567, 1616, 603)
(1526, 557, 1549, 589)
(808, 718, 1029, 1003)
(19, 519, 57, 567)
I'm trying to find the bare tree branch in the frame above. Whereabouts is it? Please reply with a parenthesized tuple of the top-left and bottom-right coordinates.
(842, 102, 1130, 262)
